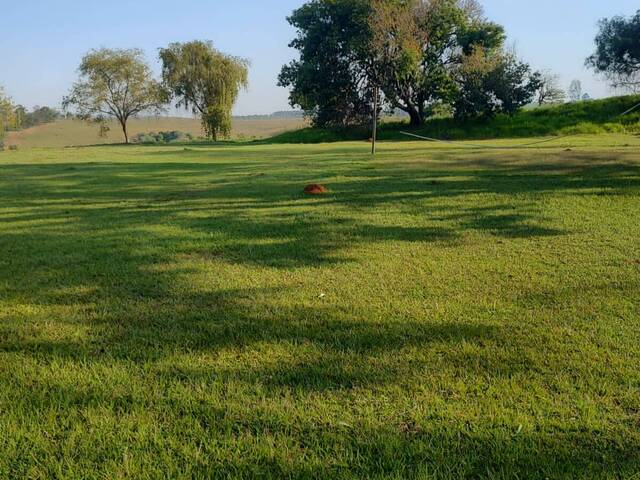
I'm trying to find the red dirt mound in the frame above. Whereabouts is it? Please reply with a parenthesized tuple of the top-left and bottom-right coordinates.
(304, 184, 329, 195)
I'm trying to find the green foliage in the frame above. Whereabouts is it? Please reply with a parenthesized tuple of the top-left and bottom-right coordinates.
(278, 0, 374, 128)
(10, 105, 60, 131)
(266, 94, 640, 143)
(21, 106, 61, 129)
(587, 10, 640, 92)
(132, 130, 194, 144)
(62, 48, 166, 143)
(372, 0, 507, 125)
(454, 48, 541, 119)
(0, 87, 17, 144)
(159, 41, 249, 141)
(280, 0, 534, 127)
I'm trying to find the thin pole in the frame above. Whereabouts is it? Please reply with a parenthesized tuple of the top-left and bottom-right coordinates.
(371, 86, 378, 155)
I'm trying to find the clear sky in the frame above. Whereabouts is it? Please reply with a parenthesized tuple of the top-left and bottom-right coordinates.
(1, 0, 638, 115)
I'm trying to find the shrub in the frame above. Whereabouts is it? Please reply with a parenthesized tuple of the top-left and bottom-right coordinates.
(132, 131, 194, 144)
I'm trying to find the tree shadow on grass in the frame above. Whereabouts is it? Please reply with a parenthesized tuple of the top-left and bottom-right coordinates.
(1, 151, 640, 477)
(0, 156, 600, 257)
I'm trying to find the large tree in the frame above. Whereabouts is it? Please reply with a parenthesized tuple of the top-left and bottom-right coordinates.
(279, 0, 521, 127)
(371, 0, 506, 125)
(278, 0, 374, 127)
(587, 10, 640, 93)
(159, 41, 249, 141)
(63, 48, 166, 144)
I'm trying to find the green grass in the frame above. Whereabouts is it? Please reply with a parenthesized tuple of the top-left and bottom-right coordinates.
(269, 95, 640, 144)
(1, 134, 639, 478)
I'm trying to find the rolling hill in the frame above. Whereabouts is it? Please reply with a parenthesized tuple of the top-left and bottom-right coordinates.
(5, 116, 308, 148)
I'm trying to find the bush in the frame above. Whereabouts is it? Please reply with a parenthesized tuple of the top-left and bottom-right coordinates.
(132, 131, 193, 144)
(8, 145, 18, 151)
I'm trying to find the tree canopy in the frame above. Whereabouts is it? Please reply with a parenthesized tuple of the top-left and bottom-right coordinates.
(63, 48, 166, 143)
(279, 0, 539, 127)
(159, 41, 249, 140)
(278, 0, 374, 127)
(453, 47, 541, 119)
(12, 105, 61, 130)
(587, 10, 640, 93)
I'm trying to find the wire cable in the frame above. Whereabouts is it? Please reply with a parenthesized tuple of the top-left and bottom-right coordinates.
(399, 99, 640, 149)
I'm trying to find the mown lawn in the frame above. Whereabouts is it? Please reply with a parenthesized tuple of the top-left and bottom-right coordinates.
(1, 135, 639, 479)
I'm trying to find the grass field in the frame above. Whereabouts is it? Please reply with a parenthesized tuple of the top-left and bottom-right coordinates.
(1, 134, 639, 478)
(5, 116, 308, 148)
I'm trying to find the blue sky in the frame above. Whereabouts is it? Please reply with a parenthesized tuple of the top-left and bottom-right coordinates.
(1, 0, 638, 115)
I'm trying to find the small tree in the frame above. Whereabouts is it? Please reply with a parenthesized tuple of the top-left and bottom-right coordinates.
(454, 47, 541, 119)
(587, 10, 640, 93)
(63, 48, 166, 143)
(537, 71, 565, 105)
(0, 88, 17, 147)
(278, 0, 374, 128)
(568, 80, 583, 102)
(159, 41, 249, 140)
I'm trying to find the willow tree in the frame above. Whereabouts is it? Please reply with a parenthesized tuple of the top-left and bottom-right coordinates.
(159, 41, 249, 140)
(63, 48, 166, 143)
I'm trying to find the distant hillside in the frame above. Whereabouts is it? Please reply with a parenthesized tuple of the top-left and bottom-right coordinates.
(267, 95, 640, 143)
(5, 116, 307, 148)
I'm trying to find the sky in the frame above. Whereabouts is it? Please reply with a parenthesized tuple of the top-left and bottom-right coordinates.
(1, 0, 638, 116)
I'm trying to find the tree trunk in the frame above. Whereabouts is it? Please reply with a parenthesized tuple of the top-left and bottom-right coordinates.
(119, 117, 129, 144)
(408, 108, 422, 127)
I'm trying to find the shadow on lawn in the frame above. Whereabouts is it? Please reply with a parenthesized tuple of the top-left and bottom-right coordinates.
(2, 152, 638, 367)
(1, 152, 639, 477)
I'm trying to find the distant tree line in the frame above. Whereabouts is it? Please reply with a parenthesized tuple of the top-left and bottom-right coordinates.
(12, 105, 61, 129)
(1, 88, 63, 144)
(133, 130, 194, 144)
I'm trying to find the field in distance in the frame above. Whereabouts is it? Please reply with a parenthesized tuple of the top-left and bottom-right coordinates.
(5, 116, 308, 148)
